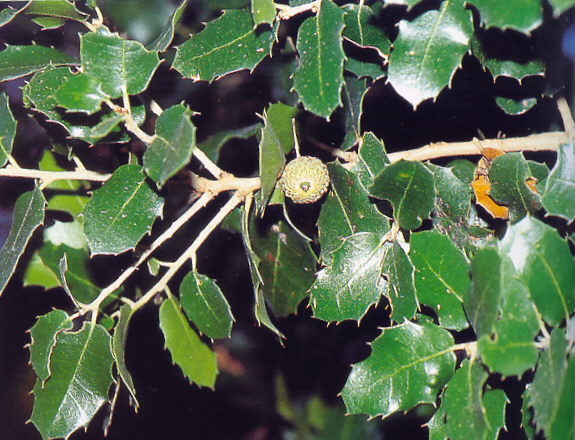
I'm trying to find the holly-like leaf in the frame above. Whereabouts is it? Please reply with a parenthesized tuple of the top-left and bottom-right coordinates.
(499, 216, 575, 326)
(442, 361, 490, 440)
(483, 389, 508, 440)
(180, 270, 234, 339)
(143, 104, 196, 188)
(146, 0, 190, 52)
(31, 322, 114, 440)
(495, 97, 538, 115)
(370, 160, 434, 230)
(382, 0, 425, 10)
(81, 28, 160, 98)
(28, 310, 73, 383)
(0, 44, 76, 82)
(341, 321, 456, 418)
(387, 0, 472, 108)
(252, 222, 316, 316)
(473, 251, 539, 376)
(292, 0, 345, 118)
(351, 132, 390, 191)
(342, 4, 390, 57)
(251, 0, 276, 26)
(173, 8, 277, 81)
(542, 142, 575, 223)
(318, 162, 389, 264)
(382, 241, 418, 322)
(529, 328, 575, 439)
(0, 187, 46, 295)
(410, 230, 469, 330)
(159, 294, 218, 388)
(310, 232, 390, 322)
(0, 92, 16, 167)
(82, 164, 164, 255)
(24, 0, 88, 23)
(467, 0, 543, 33)
(489, 153, 541, 223)
(0, 2, 31, 27)
(112, 304, 139, 409)
(258, 103, 296, 210)
(53, 73, 108, 114)
(344, 57, 385, 80)
(339, 75, 368, 150)
(549, 0, 575, 16)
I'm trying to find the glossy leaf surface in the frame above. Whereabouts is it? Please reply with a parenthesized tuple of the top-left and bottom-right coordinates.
(387, 0, 472, 107)
(144, 104, 196, 187)
(112, 304, 139, 408)
(542, 142, 575, 222)
(83, 164, 164, 255)
(0, 44, 76, 82)
(382, 241, 418, 322)
(467, 0, 542, 33)
(370, 160, 434, 230)
(0, 92, 16, 166)
(292, 0, 345, 118)
(180, 270, 234, 339)
(341, 321, 456, 418)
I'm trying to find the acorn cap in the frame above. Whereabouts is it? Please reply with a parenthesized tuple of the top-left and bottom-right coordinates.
(281, 156, 330, 204)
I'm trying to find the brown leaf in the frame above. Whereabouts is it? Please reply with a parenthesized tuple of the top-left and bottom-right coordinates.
(471, 174, 509, 220)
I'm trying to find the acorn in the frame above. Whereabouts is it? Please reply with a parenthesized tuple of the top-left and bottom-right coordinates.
(281, 156, 330, 204)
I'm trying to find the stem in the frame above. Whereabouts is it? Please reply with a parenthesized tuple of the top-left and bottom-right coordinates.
(191, 173, 261, 197)
(275, 1, 319, 19)
(192, 148, 224, 178)
(0, 165, 110, 185)
(132, 193, 243, 311)
(557, 97, 575, 141)
(386, 131, 568, 163)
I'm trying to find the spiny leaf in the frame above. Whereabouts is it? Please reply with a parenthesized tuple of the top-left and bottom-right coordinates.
(467, 0, 543, 33)
(0, 92, 16, 167)
(112, 304, 139, 409)
(0, 44, 76, 82)
(292, 0, 345, 118)
(542, 142, 575, 223)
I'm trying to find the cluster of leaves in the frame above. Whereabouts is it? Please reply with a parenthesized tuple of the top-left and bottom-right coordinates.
(0, 0, 574, 439)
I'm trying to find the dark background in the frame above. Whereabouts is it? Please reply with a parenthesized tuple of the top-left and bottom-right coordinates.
(0, 0, 573, 439)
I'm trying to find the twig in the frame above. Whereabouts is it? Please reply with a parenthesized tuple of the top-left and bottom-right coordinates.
(132, 193, 243, 312)
(275, 1, 320, 19)
(192, 148, 224, 179)
(310, 138, 358, 162)
(81, 192, 214, 320)
(0, 165, 110, 185)
(119, 90, 155, 145)
(386, 131, 568, 163)
(557, 97, 575, 141)
(191, 173, 261, 197)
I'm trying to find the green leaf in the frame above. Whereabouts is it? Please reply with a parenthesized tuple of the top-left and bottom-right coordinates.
(180, 270, 234, 339)
(529, 328, 575, 440)
(146, 0, 190, 52)
(344, 57, 385, 80)
(0, 92, 16, 167)
(112, 304, 139, 409)
(483, 389, 508, 440)
(542, 142, 575, 223)
(387, 0, 472, 108)
(54, 73, 108, 114)
(382, 241, 418, 322)
(292, 0, 345, 118)
(489, 152, 541, 223)
(549, 0, 575, 16)
(495, 97, 538, 115)
(318, 162, 389, 264)
(199, 122, 262, 163)
(310, 232, 389, 322)
(467, 0, 543, 33)
(410, 230, 469, 330)
(31, 323, 114, 440)
(474, 252, 539, 376)
(173, 8, 277, 81)
(258, 103, 297, 210)
(159, 294, 218, 388)
(251, 0, 276, 26)
(143, 104, 196, 188)
(0, 187, 46, 295)
(499, 216, 575, 326)
(24, 0, 88, 23)
(0, 44, 76, 82)
(81, 28, 161, 98)
(0, 2, 31, 27)
(442, 361, 490, 440)
(339, 75, 368, 150)
(370, 160, 435, 230)
(382, 0, 425, 10)
(342, 4, 390, 57)
(350, 132, 390, 191)
(253, 222, 316, 316)
(29, 310, 73, 383)
(82, 164, 164, 255)
(341, 321, 456, 418)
